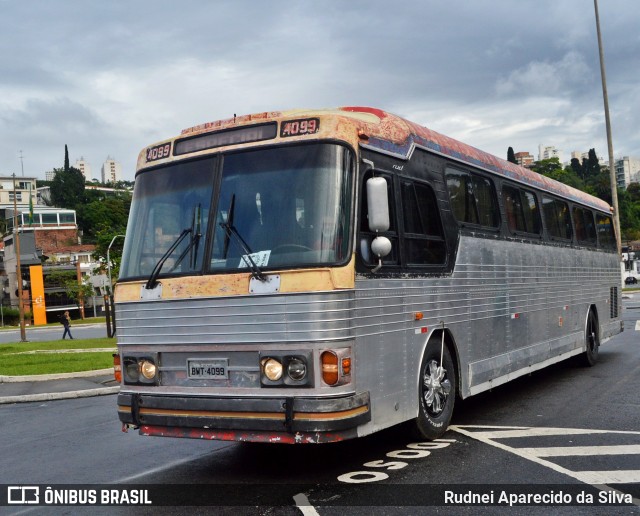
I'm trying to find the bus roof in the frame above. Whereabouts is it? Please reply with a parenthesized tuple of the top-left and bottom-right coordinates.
(179, 106, 611, 213)
(338, 106, 611, 213)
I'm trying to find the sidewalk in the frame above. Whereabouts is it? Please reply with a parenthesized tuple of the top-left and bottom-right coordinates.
(0, 369, 119, 404)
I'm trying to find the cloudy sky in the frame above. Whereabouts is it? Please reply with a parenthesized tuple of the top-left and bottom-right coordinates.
(1, 0, 638, 181)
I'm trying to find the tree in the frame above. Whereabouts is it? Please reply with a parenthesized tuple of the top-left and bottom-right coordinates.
(46, 269, 94, 317)
(49, 166, 85, 210)
(92, 227, 126, 286)
(76, 195, 131, 243)
(507, 147, 517, 164)
(582, 148, 601, 180)
(530, 157, 563, 177)
(570, 157, 583, 179)
(64, 144, 70, 173)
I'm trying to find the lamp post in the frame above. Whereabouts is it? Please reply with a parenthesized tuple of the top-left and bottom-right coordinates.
(107, 234, 125, 294)
(12, 174, 27, 342)
(105, 234, 125, 338)
(594, 0, 622, 255)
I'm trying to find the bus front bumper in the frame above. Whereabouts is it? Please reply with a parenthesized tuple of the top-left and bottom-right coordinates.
(117, 391, 371, 444)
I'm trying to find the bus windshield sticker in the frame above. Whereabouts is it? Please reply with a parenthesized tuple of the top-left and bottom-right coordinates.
(280, 118, 320, 138)
(238, 250, 270, 269)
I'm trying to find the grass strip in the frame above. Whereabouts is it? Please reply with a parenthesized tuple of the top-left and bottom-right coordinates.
(0, 337, 116, 376)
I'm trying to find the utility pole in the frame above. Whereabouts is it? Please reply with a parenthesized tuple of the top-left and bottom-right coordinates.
(12, 174, 27, 342)
(594, 0, 622, 255)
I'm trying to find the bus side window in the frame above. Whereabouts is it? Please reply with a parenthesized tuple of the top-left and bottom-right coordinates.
(573, 206, 597, 246)
(445, 168, 499, 229)
(595, 213, 616, 250)
(502, 185, 541, 235)
(400, 180, 446, 265)
(542, 197, 572, 241)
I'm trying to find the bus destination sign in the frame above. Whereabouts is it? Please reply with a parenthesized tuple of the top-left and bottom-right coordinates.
(280, 118, 320, 138)
(146, 143, 171, 162)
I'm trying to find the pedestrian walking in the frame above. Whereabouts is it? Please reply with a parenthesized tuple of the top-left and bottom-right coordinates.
(61, 311, 73, 340)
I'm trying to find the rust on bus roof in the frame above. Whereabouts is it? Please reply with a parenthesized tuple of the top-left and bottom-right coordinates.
(179, 106, 611, 213)
(336, 106, 611, 213)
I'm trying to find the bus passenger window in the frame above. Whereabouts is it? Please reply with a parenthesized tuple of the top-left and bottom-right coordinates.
(502, 185, 541, 235)
(472, 176, 500, 228)
(573, 207, 597, 245)
(400, 181, 446, 265)
(542, 197, 572, 240)
(595, 213, 616, 250)
(445, 169, 499, 228)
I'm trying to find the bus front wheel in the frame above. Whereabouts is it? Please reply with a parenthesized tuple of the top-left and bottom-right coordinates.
(414, 339, 457, 440)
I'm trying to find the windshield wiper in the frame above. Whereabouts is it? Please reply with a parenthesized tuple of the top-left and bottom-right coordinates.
(171, 204, 202, 272)
(219, 194, 266, 282)
(145, 228, 192, 290)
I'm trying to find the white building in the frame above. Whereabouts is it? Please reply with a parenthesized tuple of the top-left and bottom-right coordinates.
(538, 144, 562, 163)
(615, 156, 640, 189)
(101, 157, 122, 184)
(75, 157, 92, 181)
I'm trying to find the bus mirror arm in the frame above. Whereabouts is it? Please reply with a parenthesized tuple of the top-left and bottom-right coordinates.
(370, 235, 392, 273)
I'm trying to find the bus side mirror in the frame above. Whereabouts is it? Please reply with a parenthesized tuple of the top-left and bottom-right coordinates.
(367, 177, 390, 232)
(366, 177, 392, 273)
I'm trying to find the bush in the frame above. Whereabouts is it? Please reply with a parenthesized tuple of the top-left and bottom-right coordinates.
(1, 307, 33, 326)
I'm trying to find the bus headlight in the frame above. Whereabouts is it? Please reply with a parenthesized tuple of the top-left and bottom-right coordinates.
(121, 354, 159, 385)
(260, 351, 313, 387)
(262, 358, 283, 381)
(287, 358, 307, 381)
(140, 360, 157, 380)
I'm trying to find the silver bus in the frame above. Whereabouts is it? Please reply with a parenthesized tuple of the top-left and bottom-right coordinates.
(115, 107, 623, 443)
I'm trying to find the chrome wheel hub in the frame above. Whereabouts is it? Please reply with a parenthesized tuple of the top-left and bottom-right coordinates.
(423, 359, 451, 415)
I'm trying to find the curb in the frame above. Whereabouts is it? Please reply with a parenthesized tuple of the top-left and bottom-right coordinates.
(0, 368, 119, 405)
(0, 368, 115, 383)
(0, 386, 120, 405)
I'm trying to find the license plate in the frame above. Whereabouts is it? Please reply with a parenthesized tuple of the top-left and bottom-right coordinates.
(187, 359, 229, 379)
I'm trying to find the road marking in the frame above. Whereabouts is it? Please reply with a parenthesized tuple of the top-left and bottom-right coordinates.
(293, 493, 320, 516)
(635, 320, 640, 331)
(518, 444, 640, 457)
(451, 425, 640, 506)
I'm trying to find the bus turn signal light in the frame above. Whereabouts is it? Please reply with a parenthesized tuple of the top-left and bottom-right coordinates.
(321, 349, 352, 386)
(113, 354, 122, 383)
(321, 351, 339, 385)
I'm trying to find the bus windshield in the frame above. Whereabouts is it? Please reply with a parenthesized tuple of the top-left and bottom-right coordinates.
(211, 144, 353, 272)
(120, 143, 353, 281)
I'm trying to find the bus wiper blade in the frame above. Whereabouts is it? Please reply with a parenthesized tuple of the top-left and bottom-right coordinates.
(145, 228, 192, 290)
(171, 204, 202, 271)
(220, 194, 266, 282)
(219, 221, 266, 282)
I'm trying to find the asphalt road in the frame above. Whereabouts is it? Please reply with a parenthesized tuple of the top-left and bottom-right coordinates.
(0, 322, 109, 343)
(1, 296, 638, 515)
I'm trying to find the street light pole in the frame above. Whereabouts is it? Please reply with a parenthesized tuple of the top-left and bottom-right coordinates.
(107, 234, 126, 293)
(105, 234, 125, 338)
(12, 174, 27, 342)
(594, 0, 622, 255)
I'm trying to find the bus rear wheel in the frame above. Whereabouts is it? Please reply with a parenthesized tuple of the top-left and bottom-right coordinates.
(414, 339, 457, 440)
(581, 309, 600, 367)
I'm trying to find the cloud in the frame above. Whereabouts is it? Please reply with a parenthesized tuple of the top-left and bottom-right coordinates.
(495, 51, 594, 97)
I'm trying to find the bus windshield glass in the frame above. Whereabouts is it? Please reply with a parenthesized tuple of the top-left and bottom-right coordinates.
(120, 143, 353, 281)
(120, 158, 216, 281)
(211, 143, 353, 272)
